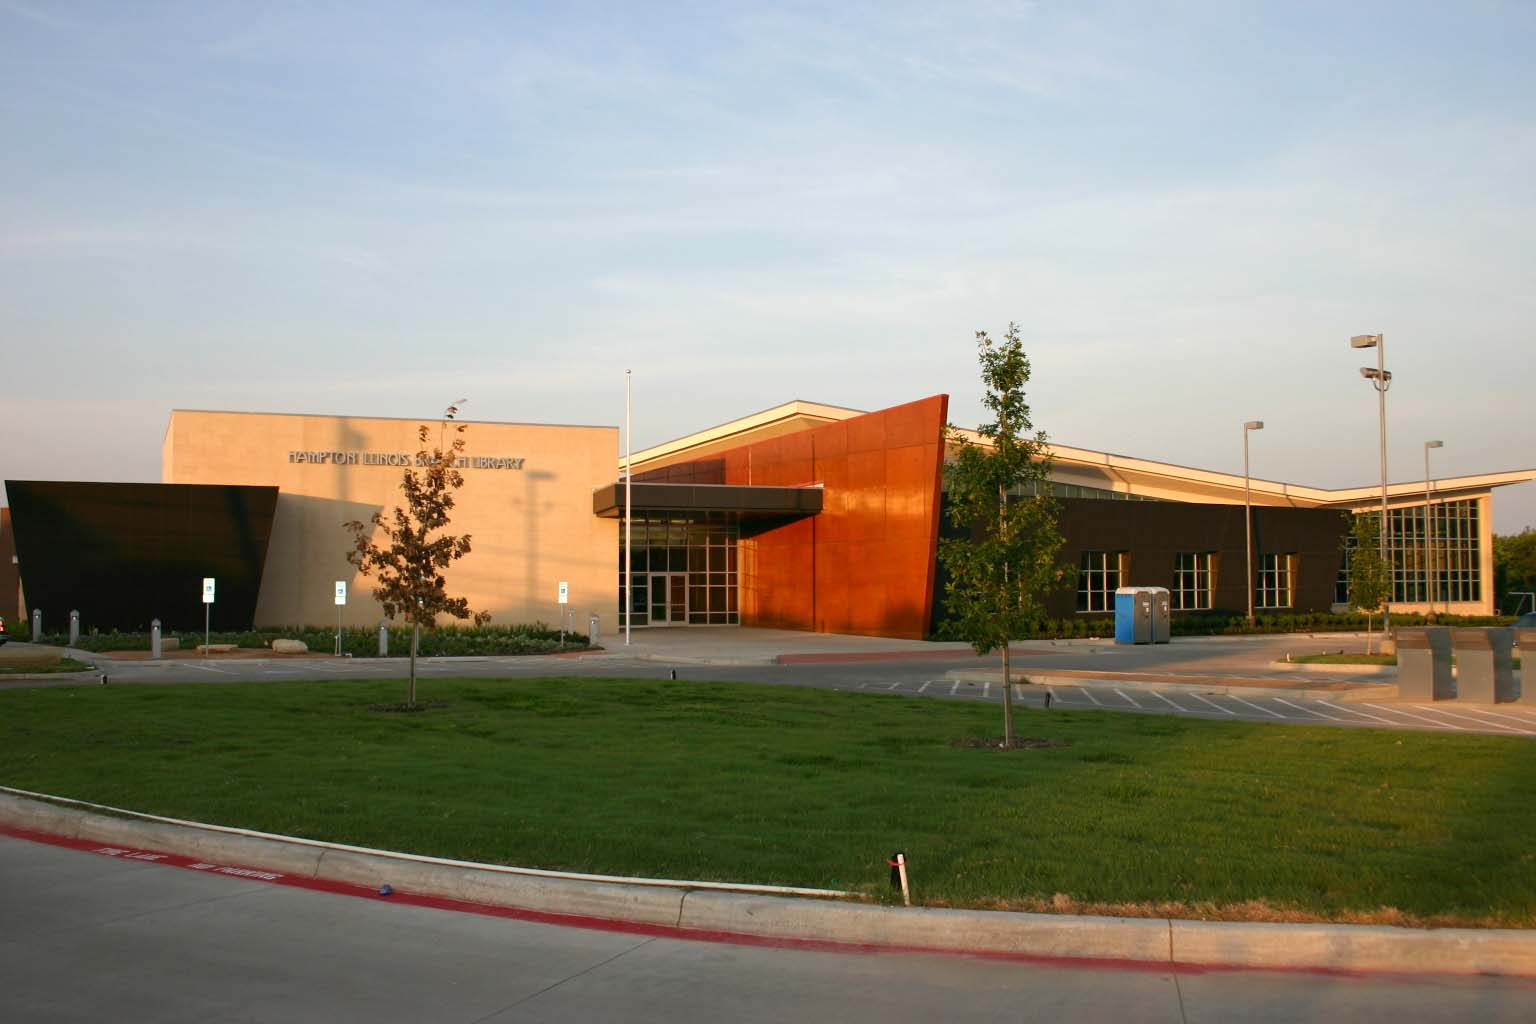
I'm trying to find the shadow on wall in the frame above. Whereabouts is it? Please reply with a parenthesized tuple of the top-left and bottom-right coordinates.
(257, 492, 383, 629)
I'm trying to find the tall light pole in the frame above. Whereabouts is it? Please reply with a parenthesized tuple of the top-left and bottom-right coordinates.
(1424, 439, 1442, 616)
(1243, 421, 1264, 626)
(625, 369, 633, 646)
(1352, 334, 1392, 633)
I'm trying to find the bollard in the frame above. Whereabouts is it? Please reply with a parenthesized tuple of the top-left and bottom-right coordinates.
(588, 614, 600, 647)
(1394, 627, 1453, 701)
(31, 608, 41, 641)
(69, 610, 80, 647)
(1452, 628, 1516, 703)
(1515, 629, 1535, 704)
(378, 619, 389, 657)
(151, 619, 162, 660)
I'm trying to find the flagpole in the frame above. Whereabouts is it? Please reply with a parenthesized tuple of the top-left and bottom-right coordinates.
(625, 369, 632, 646)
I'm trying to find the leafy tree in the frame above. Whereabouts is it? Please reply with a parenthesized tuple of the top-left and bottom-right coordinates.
(345, 403, 490, 706)
(1493, 529, 1536, 615)
(1344, 512, 1391, 653)
(940, 324, 1069, 748)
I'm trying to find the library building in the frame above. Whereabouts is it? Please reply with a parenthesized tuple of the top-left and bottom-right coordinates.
(3, 396, 1532, 640)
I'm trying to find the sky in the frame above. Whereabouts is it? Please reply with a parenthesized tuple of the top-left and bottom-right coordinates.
(2, 1, 1533, 529)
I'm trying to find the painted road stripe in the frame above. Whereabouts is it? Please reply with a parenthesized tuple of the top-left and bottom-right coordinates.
(983, 682, 992, 700)
(1317, 700, 1400, 726)
(1113, 689, 1142, 708)
(1149, 691, 1187, 712)
(1442, 705, 1536, 728)
(949, 681, 959, 696)
(1190, 693, 1235, 715)
(1013, 684, 1025, 701)
(1081, 688, 1103, 706)
(1274, 697, 1336, 720)
(1361, 704, 1463, 730)
(1415, 706, 1535, 735)
(1228, 694, 1286, 718)
(885, 682, 901, 691)
(918, 681, 931, 694)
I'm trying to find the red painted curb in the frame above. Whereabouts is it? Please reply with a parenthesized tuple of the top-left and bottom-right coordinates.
(8, 821, 1524, 983)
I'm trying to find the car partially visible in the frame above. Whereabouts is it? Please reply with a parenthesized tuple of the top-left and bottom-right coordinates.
(1514, 612, 1536, 629)
(0, 615, 9, 645)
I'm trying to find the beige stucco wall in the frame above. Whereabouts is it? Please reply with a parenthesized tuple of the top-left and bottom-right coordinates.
(165, 411, 619, 631)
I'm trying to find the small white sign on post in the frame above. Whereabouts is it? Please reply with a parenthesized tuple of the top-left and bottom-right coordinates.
(335, 581, 348, 606)
(558, 581, 569, 605)
(202, 578, 216, 604)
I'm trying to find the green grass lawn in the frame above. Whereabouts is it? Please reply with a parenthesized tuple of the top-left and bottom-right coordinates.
(2, 676, 1533, 927)
(0, 656, 95, 674)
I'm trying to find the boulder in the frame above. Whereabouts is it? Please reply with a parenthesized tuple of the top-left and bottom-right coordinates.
(160, 637, 181, 652)
(272, 639, 309, 655)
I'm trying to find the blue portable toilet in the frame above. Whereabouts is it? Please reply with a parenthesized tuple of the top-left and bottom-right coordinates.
(1114, 587, 1155, 644)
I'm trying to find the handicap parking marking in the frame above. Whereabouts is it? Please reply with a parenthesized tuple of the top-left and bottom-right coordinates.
(1417, 705, 1536, 735)
(1227, 694, 1286, 718)
(1188, 693, 1236, 715)
(1360, 703, 1464, 731)
(1113, 689, 1142, 708)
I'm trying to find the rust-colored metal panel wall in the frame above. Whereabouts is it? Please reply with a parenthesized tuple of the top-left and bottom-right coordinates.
(727, 396, 948, 639)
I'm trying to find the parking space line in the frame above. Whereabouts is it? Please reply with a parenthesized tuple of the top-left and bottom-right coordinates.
(983, 682, 991, 700)
(1228, 694, 1285, 718)
(918, 681, 931, 694)
(1443, 705, 1536, 727)
(1274, 697, 1336, 720)
(1081, 688, 1103, 706)
(1013, 683, 1025, 701)
(1417, 706, 1535, 735)
(1113, 689, 1142, 708)
(1317, 700, 1400, 726)
(1148, 691, 1187, 712)
(949, 681, 959, 696)
(1361, 704, 1463, 730)
(885, 682, 900, 691)
(1189, 693, 1235, 715)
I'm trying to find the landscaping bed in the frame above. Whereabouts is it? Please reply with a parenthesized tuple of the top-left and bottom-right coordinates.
(0, 656, 95, 675)
(1, 676, 1532, 927)
(26, 623, 593, 658)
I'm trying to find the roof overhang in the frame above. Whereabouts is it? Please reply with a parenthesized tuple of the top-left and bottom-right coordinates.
(592, 481, 823, 519)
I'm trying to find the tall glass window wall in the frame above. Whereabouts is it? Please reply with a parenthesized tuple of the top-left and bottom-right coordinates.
(618, 511, 739, 627)
(1342, 501, 1482, 605)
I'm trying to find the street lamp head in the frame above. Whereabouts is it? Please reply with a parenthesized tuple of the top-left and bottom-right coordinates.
(1244, 420, 1264, 430)
(1351, 334, 1381, 349)
(1426, 440, 1443, 449)
(1359, 367, 1392, 382)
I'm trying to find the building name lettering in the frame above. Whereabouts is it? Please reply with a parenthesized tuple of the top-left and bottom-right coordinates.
(288, 450, 525, 470)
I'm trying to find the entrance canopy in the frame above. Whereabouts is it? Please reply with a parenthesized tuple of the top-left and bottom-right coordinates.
(591, 481, 822, 520)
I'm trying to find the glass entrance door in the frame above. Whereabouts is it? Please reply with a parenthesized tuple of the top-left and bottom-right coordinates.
(648, 572, 688, 626)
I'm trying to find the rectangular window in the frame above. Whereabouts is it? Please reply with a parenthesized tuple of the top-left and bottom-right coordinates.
(1172, 552, 1214, 610)
(1077, 550, 1123, 612)
(1256, 553, 1294, 609)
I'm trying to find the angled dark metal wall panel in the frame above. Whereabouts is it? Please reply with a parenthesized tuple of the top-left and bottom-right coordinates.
(5, 481, 279, 632)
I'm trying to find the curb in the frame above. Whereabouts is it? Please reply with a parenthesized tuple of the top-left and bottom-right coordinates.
(1271, 661, 1396, 677)
(944, 669, 1396, 702)
(2, 791, 1532, 977)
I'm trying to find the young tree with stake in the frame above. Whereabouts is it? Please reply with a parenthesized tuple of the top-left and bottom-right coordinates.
(345, 402, 489, 707)
(1345, 511, 1391, 655)
(940, 324, 1069, 748)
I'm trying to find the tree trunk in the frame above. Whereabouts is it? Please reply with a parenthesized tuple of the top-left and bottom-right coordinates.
(409, 621, 420, 705)
(1001, 642, 1015, 748)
